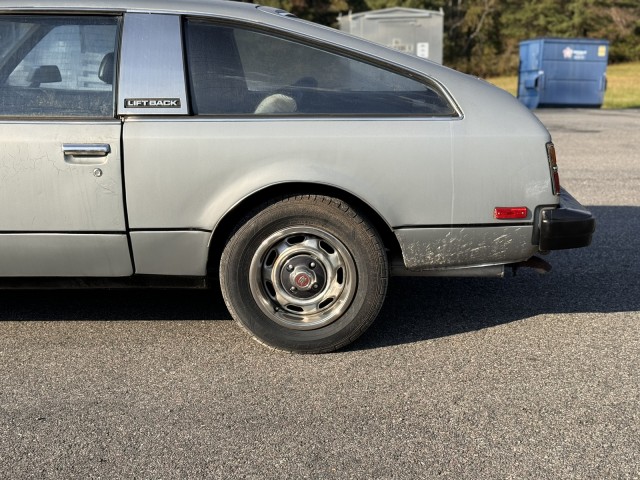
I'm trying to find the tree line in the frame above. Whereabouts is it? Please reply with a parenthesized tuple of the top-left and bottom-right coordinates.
(254, 0, 640, 76)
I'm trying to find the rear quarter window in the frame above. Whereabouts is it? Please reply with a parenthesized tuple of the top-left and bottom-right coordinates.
(184, 19, 456, 117)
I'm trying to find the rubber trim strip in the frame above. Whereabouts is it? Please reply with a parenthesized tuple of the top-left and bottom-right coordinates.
(393, 222, 533, 230)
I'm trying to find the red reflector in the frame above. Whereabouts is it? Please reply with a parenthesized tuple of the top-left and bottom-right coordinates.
(494, 207, 528, 220)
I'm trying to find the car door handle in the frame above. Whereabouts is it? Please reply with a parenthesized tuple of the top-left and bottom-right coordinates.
(62, 144, 111, 165)
(63, 143, 111, 157)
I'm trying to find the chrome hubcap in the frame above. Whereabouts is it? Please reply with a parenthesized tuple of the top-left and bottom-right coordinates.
(280, 255, 326, 299)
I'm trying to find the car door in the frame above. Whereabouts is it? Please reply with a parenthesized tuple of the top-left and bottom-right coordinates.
(0, 14, 132, 277)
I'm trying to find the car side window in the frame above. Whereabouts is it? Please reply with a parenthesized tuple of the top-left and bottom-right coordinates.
(0, 16, 118, 117)
(184, 19, 456, 117)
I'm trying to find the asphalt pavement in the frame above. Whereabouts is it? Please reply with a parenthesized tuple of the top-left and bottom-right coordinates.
(1, 108, 639, 479)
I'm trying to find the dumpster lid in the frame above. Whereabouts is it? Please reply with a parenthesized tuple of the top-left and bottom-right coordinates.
(519, 37, 609, 45)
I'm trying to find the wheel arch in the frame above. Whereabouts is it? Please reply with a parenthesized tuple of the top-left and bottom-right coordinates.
(206, 182, 400, 276)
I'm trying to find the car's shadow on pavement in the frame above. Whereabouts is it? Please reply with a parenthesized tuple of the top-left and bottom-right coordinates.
(0, 286, 228, 322)
(0, 206, 636, 351)
(354, 205, 639, 350)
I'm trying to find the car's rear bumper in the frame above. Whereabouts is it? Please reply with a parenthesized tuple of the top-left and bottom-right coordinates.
(539, 188, 595, 251)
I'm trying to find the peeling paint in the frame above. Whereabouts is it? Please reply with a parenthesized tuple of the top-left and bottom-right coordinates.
(396, 226, 536, 270)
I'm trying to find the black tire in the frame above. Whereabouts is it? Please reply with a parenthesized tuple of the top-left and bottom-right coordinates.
(219, 195, 388, 353)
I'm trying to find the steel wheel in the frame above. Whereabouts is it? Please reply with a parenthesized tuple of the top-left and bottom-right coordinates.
(249, 226, 357, 330)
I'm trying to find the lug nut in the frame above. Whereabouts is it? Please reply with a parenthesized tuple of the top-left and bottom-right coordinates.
(290, 286, 297, 292)
(309, 262, 316, 268)
(286, 264, 294, 272)
(312, 283, 319, 290)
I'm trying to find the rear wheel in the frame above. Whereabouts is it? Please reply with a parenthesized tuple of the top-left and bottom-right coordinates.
(219, 195, 388, 353)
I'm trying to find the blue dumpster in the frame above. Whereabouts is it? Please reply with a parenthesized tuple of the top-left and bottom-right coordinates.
(518, 38, 609, 109)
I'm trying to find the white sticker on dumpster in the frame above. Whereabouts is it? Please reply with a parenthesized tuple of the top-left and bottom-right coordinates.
(563, 46, 587, 60)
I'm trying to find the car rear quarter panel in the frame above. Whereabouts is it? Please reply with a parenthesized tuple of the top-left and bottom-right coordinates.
(122, 118, 453, 231)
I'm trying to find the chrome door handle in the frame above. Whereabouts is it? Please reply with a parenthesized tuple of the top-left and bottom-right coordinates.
(62, 143, 111, 157)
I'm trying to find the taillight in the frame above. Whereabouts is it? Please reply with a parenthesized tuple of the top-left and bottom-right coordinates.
(546, 142, 561, 195)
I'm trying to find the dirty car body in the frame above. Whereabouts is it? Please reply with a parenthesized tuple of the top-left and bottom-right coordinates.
(0, 0, 595, 352)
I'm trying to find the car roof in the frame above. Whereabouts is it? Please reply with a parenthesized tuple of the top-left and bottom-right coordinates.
(0, 0, 258, 16)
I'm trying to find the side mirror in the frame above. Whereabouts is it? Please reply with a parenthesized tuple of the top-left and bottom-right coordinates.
(98, 52, 114, 85)
(28, 65, 62, 88)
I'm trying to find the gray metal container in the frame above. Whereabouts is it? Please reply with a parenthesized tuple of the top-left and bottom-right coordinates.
(337, 8, 444, 64)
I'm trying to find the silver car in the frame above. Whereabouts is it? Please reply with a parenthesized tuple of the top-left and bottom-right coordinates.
(0, 0, 595, 352)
